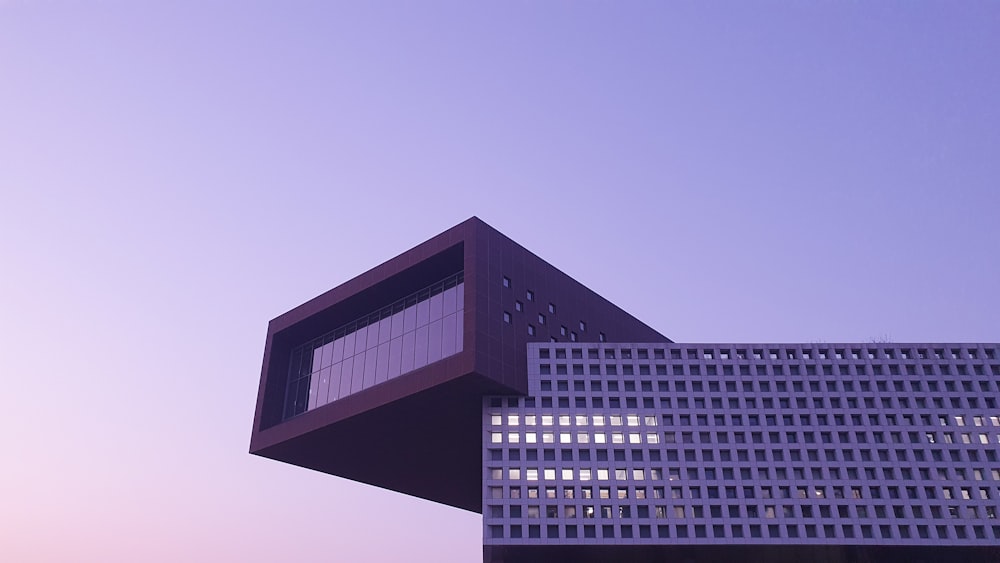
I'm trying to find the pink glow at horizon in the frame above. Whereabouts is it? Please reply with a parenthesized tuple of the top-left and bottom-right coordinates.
(1, 2, 998, 561)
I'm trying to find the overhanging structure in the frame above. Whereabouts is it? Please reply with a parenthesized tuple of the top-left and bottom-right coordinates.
(251, 217, 1000, 562)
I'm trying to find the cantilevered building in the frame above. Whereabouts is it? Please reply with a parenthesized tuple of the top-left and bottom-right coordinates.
(250, 217, 1000, 563)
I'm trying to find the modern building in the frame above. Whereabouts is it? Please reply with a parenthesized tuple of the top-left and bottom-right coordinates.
(250, 217, 1000, 563)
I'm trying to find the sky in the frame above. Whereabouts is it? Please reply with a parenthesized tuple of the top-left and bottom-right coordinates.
(1, 2, 998, 561)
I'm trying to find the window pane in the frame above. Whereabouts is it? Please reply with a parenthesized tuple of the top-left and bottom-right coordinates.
(376, 342, 390, 384)
(400, 331, 416, 374)
(354, 325, 368, 355)
(442, 286, 457, 315)
(338, 359, 352, 398)
(416, 300, 429, 327)
(307, 370, 320, 411)
(429, 292, 443, 322)
(427, 319, 443, 364)
(413, 325, 429, 369)
(378, 317, 392, 345)
(328, 362, 342, 403)
(391, 311, 404, 339)
(441, 313, 457, 358)
(388, 337, 403, 380)
(350, 355, 365, 394)
(363, 348, 377, 388)
(331, 337, 345, 364)
(312, 346, 323, 373)
(319, 342, 333, 368)
(343, 332, 356, 360)
(403, 305, 417, 333)
(316, 366, 331, 408)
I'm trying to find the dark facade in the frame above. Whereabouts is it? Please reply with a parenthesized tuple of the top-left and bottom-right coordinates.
(249, 217, 668, 511)
(251, 218, 1000, 563)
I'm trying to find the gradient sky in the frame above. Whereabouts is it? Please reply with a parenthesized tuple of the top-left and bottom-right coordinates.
(2, 2, 998, 561)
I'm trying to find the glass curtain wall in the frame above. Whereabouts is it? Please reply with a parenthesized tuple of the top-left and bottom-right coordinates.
(283, 272, 464, 420)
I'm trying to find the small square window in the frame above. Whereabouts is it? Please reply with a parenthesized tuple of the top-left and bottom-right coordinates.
(560, 326, 568, 336)
(579, 321, 586, 332)
(503, 311, 512, 324)
(515, 301, 523, 312)
(526, 290, 535, 301)
(502, 276, 511, 288)
(548, 303, 556, 314)
(599, 332, 606, 342)
(538, 314, 546, 325)
(528, 325, 536, 336)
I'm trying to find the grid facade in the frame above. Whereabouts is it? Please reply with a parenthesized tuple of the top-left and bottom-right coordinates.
(483, 342, 1000, 548)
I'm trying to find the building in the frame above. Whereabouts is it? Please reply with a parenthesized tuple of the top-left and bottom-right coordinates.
(250, 217, 1000, 563)
(484, 342, 1000, 563)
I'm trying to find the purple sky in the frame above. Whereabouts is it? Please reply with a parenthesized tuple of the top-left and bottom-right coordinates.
(2, 2, 998, 561)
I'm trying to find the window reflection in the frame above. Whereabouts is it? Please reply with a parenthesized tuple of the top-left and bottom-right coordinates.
(283, 272, 465, 420)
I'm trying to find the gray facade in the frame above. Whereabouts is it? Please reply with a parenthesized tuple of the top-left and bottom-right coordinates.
(483, 342, 1000, 561)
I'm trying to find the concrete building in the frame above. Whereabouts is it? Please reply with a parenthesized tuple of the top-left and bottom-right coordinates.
(251, 217, 1000, 562)
(484, 342, 1000, 562)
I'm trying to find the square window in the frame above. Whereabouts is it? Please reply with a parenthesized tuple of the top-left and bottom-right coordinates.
(515, 301, 523, 312)
(503, 311, 511, 324)
(502, 276, 511, 288)
(526, 290, 534, 301)
(548, 303, 556, 314)
(528, 325, 536, 336)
